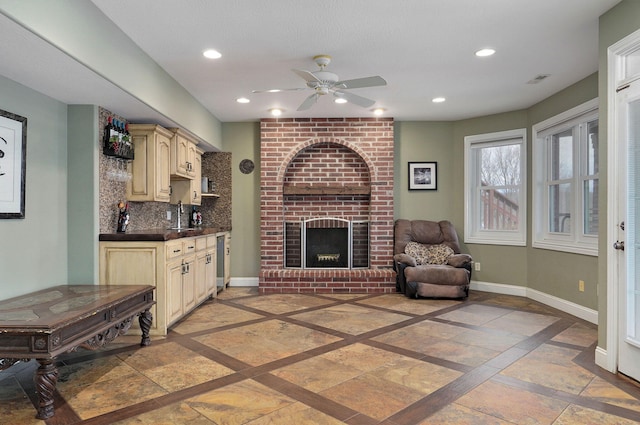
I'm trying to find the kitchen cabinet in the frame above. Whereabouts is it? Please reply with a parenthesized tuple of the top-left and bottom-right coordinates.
(170, 146, 203, 205)
(127, 124, 172, 202)
(195, 235, 216, 304)
(99, 234, 216, 336)
(169, 128, 197, 180)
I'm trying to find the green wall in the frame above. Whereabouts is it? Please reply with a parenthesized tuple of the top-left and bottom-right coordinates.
(222, 122, 261, 279)
(393, 121, 454, 222)
(451, 110, 530, 287)
(67, 105, 99, 284)
(526, 74, 599, 309)
(597, 0, 640, 349)
(0, 75, 69, 298)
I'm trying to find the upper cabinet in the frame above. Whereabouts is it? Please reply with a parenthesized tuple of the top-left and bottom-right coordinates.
(169, 128, 198, 180)
(170, 146, 204, 206)
(127, 124, 172, 202)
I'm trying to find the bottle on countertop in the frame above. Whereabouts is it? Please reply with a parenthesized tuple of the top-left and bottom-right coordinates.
(116, 201, 130, 233)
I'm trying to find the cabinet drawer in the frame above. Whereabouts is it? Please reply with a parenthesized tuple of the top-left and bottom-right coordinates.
(183, 238, 197, 255)
(206, 235, 217, 249)
(166, 240, 183, 259)
(195, 236, 207, 251)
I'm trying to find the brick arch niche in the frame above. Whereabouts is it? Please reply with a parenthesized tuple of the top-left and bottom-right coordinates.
(259, 118, 396, 294)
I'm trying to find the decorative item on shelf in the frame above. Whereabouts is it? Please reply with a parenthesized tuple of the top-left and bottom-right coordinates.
(201, 177, 209, 193)
(116, 201, 130, 232)
(189, 206, 202, 228)
(103, 116, 134, 160)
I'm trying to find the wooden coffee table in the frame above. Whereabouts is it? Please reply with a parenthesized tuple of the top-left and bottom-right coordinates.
(0, 284, 154, 419)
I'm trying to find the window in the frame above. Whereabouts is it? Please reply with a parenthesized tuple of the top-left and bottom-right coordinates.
(532, 98, 598, 256)
(464, 129, 526, 246)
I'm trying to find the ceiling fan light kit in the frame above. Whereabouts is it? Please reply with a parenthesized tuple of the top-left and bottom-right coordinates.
(253, 54, 387, 112)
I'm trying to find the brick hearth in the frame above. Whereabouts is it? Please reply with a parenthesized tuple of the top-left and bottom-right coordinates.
(259, 117, 396, 294)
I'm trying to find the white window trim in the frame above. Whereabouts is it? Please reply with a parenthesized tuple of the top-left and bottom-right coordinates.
(464, 128, 527, 246)
(532, 98, 599, 256)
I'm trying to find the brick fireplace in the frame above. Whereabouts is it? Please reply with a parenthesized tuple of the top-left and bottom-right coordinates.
(259, 117, 396, 294)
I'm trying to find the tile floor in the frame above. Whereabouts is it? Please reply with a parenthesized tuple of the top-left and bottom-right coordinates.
(1, 288, 640, 425)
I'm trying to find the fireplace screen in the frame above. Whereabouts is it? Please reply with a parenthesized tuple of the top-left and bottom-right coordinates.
(284, 218, 369, 269)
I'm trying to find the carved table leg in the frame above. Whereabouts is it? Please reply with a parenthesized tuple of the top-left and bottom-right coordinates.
(34, 358, 58, 419)
(138, 308, 152, 347)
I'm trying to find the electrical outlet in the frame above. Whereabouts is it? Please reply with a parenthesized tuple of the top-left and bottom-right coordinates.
(167, 211, 172, 220)
(579, 280, 585, 292)
(474, 262, 481, 271)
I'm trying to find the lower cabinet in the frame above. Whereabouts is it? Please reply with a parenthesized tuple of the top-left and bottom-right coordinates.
(99, 235, 216, 336)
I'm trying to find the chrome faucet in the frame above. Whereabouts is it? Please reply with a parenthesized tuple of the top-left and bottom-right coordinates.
(177, 201, 183, 228)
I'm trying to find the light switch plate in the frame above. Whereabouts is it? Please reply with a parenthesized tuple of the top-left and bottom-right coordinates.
(167, 211, 171, 220)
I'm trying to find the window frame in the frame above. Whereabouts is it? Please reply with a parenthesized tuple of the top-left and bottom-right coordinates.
(532, 98, 599, 256)
(464, 128, 527, 246)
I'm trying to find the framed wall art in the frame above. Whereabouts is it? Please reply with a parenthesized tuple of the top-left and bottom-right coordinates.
(0, 109, 27, 218)
(408, 161, 437, 191)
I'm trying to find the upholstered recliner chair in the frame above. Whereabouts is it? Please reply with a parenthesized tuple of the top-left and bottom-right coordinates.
(393, 219, 472, 299)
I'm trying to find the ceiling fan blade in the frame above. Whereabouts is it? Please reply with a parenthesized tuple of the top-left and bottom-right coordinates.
(333, 90, 376, 108)
(292, 69, 322, 83)
(297, 93, 319, 111)
(335, 76, 387, 89)
(251, 88, 306, 93)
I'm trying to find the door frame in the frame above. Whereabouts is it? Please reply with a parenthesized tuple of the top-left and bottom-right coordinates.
(599, 28, 640, 373)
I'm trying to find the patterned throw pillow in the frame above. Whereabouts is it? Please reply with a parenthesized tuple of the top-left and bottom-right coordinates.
(404, 241, 430, 265)
(425, 244, 455, 265)
(404, 242, 454, 265)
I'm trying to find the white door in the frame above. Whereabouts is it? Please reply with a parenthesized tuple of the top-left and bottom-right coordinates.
(617, 78, 640, 382)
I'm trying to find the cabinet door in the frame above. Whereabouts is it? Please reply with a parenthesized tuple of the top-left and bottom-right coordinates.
(191, 151, 202, 205)
(182, 254, 196, 313)
(195, 250, 208, 303)
(186, 142, 197, 179)
(172, 134, 190, 178)
(100, 244, 162, 334)
(205, 248, 217, 295)
(127, 125, 172, 203)
(166, 258, 184, 325)
(155, 132, 172, 201)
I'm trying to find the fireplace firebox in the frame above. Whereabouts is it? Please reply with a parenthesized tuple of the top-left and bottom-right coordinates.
(285, 218, 369, 269)
(306, 228, 348, 268)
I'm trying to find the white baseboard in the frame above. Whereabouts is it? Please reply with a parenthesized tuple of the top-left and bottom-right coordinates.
(595, 345, 615, 372)
(229, 277, 259, 287)
(470, 280, 527, 297)
(470, 280, 598, 324)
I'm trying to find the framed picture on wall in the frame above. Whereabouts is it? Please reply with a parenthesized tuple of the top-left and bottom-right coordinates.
(0, 109, 27, 218)
(408, 161, 437, 191)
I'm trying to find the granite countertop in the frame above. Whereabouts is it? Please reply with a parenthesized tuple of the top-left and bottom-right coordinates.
(99, 227, 228, 242)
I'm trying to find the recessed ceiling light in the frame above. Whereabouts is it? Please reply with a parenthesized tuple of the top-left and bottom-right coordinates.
(236, 97, 250, 104)
(372, 108, 385, 116)
(269, 108, 283, 116)
(475, 48, 496, 57)
(334, 97, 348, 104)
(432, 97, 446, 103)
(203, 49, 222, 59)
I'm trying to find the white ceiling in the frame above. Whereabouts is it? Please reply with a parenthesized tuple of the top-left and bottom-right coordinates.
(0, 1, 622, 124)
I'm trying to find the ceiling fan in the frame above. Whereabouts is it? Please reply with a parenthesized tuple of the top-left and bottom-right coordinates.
(252, 55, 387, 111)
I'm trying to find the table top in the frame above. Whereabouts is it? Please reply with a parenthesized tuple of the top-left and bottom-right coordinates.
(0, 285, 154, 330)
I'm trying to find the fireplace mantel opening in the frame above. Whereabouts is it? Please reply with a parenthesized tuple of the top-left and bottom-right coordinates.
(285, 217, 369, 270)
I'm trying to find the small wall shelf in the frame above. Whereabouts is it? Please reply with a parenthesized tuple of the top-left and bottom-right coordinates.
(201, 193, 220, 198)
